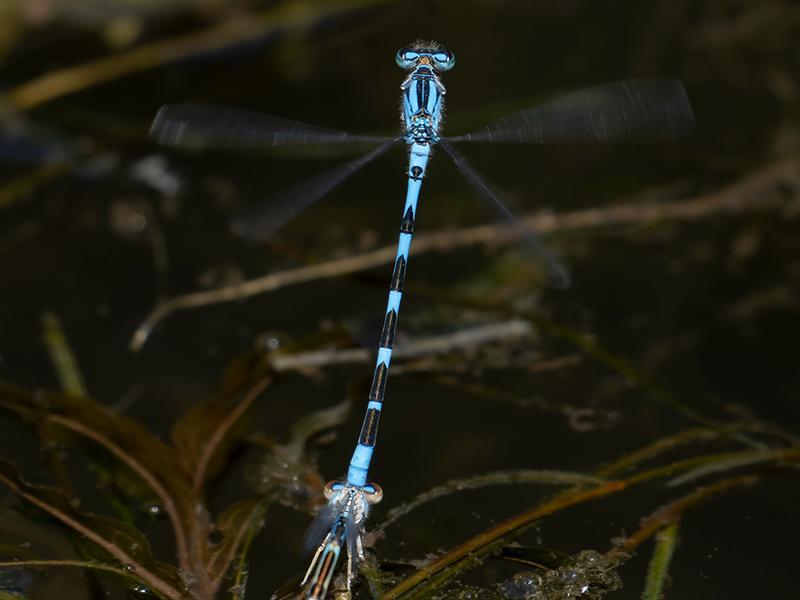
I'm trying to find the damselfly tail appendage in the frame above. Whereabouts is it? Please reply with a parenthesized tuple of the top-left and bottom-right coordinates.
(302, 482, 382, 599)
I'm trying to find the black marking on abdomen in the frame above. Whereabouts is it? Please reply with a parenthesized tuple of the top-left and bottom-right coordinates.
(379, 309, 398, 348)
(409, 165, 424, 181)
(358, 408, 381, 446)
(400, 206, 415, 233)
(390, 256, 407, 291)
(368, 362, 389, 402)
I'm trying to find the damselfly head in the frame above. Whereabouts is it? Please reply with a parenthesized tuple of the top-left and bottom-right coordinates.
(396, 44, 455, 72)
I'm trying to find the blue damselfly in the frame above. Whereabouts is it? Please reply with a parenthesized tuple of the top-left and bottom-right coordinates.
(150, 41, 693, 598)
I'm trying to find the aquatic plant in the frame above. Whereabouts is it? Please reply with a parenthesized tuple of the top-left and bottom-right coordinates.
(1, 307, 798, 598)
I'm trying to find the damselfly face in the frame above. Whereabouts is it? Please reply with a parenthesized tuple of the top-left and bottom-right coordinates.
(395, 45, 455, 72)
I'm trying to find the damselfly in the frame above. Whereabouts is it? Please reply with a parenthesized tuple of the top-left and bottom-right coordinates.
(150, 41, 694, 598)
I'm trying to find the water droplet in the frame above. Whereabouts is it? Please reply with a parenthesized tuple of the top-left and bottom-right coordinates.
(127, 585, 157, 600)
(143, 503, 164, 519)
(255, 331, 287, 352)
(123, 563, 136, 574)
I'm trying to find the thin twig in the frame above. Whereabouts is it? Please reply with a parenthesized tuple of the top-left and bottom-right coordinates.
(3, 0, 391, 111)
(268, 319, 533, 372)
(130, 156, 799, 351)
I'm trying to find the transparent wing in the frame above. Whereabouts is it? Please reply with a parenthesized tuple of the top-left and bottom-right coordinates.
(150, 103, 392, 149)
(303, 504, 337, 556)
(448, 79, 694, 144)
(439, 140, 570, 289)
(231, 140, 398, 241)
(344, 509, 360, 570)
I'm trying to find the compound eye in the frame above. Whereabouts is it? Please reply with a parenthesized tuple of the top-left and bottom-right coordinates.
(364, 482, 383, 504)
(395, 47, 419, 69)
(323, 480, 340, 500)
(432, 51, 455, 71)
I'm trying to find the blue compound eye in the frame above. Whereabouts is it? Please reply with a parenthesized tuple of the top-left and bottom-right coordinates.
(395, 48, 419, 69)
(432, 51, 455, 71)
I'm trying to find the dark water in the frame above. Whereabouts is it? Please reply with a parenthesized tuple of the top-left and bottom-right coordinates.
(1, 1, 799, 598)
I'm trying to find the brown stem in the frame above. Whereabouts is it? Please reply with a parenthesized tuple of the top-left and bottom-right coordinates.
(208, 501, 267, 591)
(129, 155, 798, 351)
(269, 319, 533, 372)
(47, 415, 191, 573)
(192, 377, 271, 493)
(616, 474, 760, 554)
(0, 473, 184, 600)
(383, 447, 800, 598)
(4, 0, 390, 111)
(0, 559, 135, 579)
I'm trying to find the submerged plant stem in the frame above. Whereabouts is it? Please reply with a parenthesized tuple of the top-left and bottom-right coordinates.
(129, 157, 797, 350)
(618, 474, 760, 555)
(0, 559, 136, 581)
(641, 521, 680, 600)
(45, 414, 192, 574)
(381, 481, 628, 599)
(192, 377, 271, 492)
(40, 312, 88, 397)
(269, 319, 533, 372)
(373, 469, 604, 536)
(0, 387, 193, 576)
(0, 472, 184, 600)
(382, 448, 800, 598)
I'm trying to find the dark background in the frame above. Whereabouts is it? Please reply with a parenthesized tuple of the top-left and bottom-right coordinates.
(1, 0, 798, 598)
